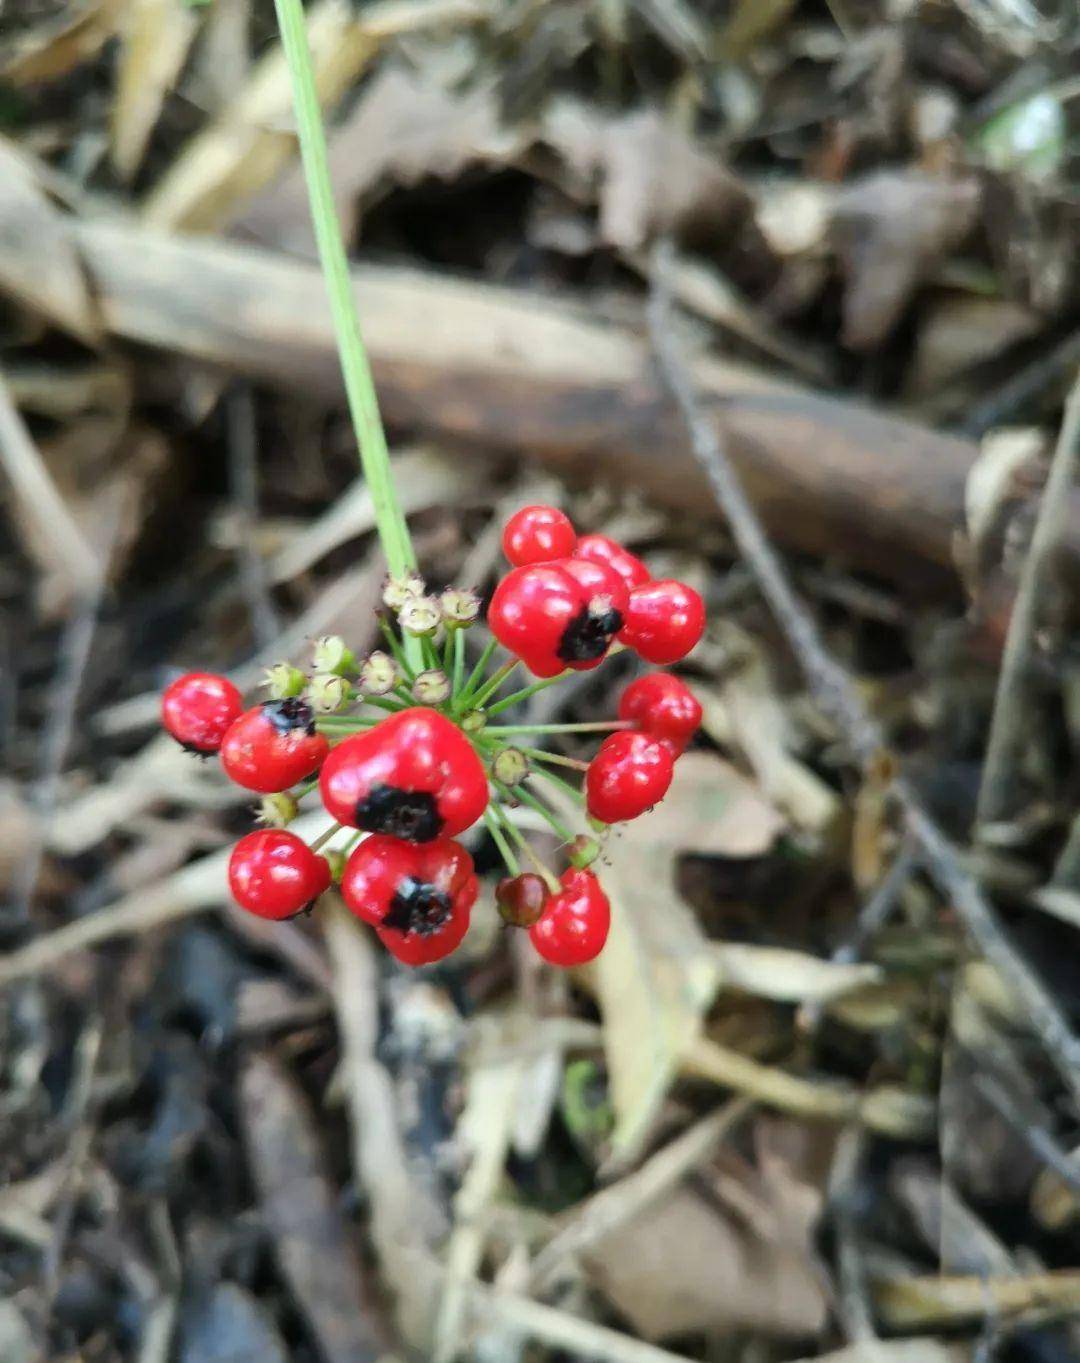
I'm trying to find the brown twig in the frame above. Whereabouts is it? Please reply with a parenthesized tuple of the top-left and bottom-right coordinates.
(648, 239, 1080, 1113)
(975, 371, 1080, 828)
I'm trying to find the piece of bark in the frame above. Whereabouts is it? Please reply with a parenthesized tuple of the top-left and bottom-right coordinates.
(71, 219, 1001, 591)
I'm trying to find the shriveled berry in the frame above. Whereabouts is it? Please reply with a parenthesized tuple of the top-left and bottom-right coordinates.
(398, 595, 442, 637)
(586, 730, 674, 824)
(228, 829, 330, 919)
(503, 505, 577, 566)
(488, 560, 629, 678)
(319, 708, 488, 841)
(529, 868, 610, 966)
(359, 650, 398, 696)
(412, 669, 451, 705)
(440, 587, 481, 628)
(220, 699, 329, 793)
(618, 580, 705, 664)
(618, 673, 702, 755)
(574, 533, 650, 589)
(341, 834, 476, 966)
(161, 672, 243, 754)
(496, 873, 548, 928)
(382, 571, 426, 611)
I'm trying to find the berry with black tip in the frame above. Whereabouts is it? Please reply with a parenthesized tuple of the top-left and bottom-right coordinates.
(220, 699, 329, 793)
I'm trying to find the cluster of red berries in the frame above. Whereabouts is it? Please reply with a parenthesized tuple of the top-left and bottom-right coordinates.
(159, 505, 704, 969)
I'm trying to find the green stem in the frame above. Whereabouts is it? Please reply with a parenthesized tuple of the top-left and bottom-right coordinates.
(378, 617, 415, 680)
(316, 715, 380, 730)
(311, 821, 343, 852)
(452, 627, 466, 699)
(471, 659, 520, 711)
(364, 695, 409, 714)
(487, 721, 631, 735)
(484, 806, 521, 877)
(516, 747, 589, 771)
(484, 671, 571, 718)
(494, 779, 575, 844)
(458, 637, 499, 709)
(275, 0, 421, 672)
(491, 801, 559, 892)
(529, 767, 586, 805)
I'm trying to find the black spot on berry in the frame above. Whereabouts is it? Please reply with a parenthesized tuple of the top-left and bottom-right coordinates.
(356, 783, 443, 842)
(262, 698, 316, 736)
(557, 604, 623, 663)
(381, 876, 452, 936)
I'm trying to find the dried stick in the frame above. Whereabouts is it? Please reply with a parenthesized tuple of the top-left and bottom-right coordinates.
(976, 373, 1080, 827)
(648, 240, 1080, 1112)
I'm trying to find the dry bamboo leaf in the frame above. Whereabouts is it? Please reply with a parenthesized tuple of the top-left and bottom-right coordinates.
(238, 64, 520, 249)
(789, 1343, 966, 1363)
(142, 0, 379, 232)
(832, 172, 980, 350)
(874, 1269, 1080, 1329)
(239, 1052, 383, 1363)
(111, 0, 200, 181)
(543, 100, 748, 251)
(143, 0, 486, 232)
(2, 0, 122, 84)
(580, 753, 783, 1168)
(713, 943, 881, 1004)
(0, 139, 102, 344)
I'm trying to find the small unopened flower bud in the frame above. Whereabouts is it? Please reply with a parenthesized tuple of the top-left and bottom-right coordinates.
(412, 669, 451, 705)
(461, 710, 486, 734)
(569, 834, 601, 869)
(263, 662, 306, 699)
(382, 571, 426, 612)
(440, 587, 481, 629)
(496, 873, 548, 928)
(312, 634, 357, 676)
(258, 791, 299, 827)
(398, 595, 441, 637)
(324, 849, 347, 883)
(306, 673, 350, 713)
(492, 746, 529, 786)
(359, 650, 398, 695)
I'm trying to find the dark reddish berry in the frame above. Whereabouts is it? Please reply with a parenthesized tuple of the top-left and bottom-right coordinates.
(503, 505, 577, 566)
(529, 868, 610, 966)
(618, 580, 705, 664)
(341, 833, 476, 966)
(161, 671, 243, 754)
(574, 533, 650, 589)
(586, 730, 674, 824)
(495, 873, 548, 928)
(618, 673, 702, 756)
(319, 708, 488, 841)
(220, 699, 329, 793)
(488, 560, 629, 678)
(228, 829, 331, 919)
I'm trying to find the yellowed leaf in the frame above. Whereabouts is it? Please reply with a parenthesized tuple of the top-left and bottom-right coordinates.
(111, 0, 200, 181)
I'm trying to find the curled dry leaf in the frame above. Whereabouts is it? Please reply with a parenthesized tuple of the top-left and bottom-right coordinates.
(576, 752, 784, 1167)
(543, 100, 748, 251)
(831, 171, 980, 350)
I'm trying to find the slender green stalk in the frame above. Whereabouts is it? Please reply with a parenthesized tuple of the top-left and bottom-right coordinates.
(311, 821, 343, 851)
(316, 715, 380, 729)
(528, 767, 585, 805)
(516, 747, 588, 771)
(491, 802, 559, 891)
(486, 721, 631, 735)
(452, 628, 466, 698)
(494, 779, 575, 844)
(484, 806, 520, 877)
(274, 0, 413, 576)
(470, 659, 520, 711)
(484, 670, 571, 718)
(378, 617, 415, 680)
(457, 637, 499, 709)
(364, 695, 409, 714)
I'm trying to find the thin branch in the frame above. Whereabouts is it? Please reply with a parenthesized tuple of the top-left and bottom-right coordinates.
(976, 372, 1080, 827)
(648, 239, 1080, 1113)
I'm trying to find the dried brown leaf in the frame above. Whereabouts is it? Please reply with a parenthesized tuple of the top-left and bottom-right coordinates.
(543, 100, 747, 251)
(0, 139, 101, 344)
(832, 172, 980, 350)
(2, 0, 121, 84)
(239, 1052, 383, 1363)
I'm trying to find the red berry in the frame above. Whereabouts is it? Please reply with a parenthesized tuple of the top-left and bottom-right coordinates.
(529, 868, 610, 967)
(341, 833, 476, 966)
(618, 673, 702, 755)
(161, 671, 243, 754)
(228, 829, 331, 919)
(488, 560, 629, 678)
(503, 505, 576, 566)
(586, 730, 674, 823)
(618, 580, 705, 664)
(219, 699, 329, 793)
(574, 533, 650, 589)
(319, 708, 488, 841)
